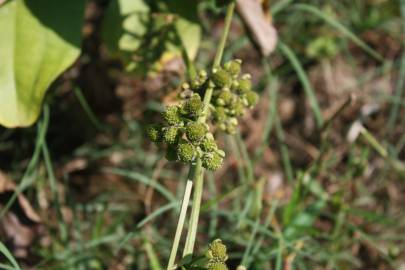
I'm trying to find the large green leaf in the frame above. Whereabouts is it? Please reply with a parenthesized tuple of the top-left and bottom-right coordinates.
(0, 0, 84, 128)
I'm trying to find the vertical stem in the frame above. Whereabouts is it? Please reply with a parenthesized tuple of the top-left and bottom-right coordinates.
(183, 159, 203, 256)
(182, 1, 236, 257)
(213, 2, 235, 67)
(167, 180, 193, 270)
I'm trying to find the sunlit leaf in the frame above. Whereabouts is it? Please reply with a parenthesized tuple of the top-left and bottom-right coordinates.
(0, 0, 84, 127)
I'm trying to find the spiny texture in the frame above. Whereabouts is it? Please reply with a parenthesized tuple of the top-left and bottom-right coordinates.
(186, 122, 207, 142)
(211, 60, 259, 134)
(206, 239, 229, 270)
(147, 59, 258, 170)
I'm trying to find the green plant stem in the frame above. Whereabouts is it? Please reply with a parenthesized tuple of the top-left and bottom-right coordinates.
(183, 159, 203, 256)
(213, 2, 235, 67)
(182, 1, 236, 257)
(166, 180, 193, 270)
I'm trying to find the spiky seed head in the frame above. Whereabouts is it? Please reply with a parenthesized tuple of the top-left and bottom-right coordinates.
(163, 127, 179, 145)
(216, 91, 233, 106)
(177, 141, 195, 162)
(208, 262, 228, 270)
(224, 59, 242, 77)
(199, 69, 208, 80)
(225, 122, 237, 134)
(165, 146, 178, 161)
(245, 91, 259, 107)
(186, 122, 207, 142)
(163, 106, 182, 125)
(212, 68, 232, 88)
(202, 152, 223, 170)
(200, 136, 218, 152)
(146, 124, 163, 143)
(214, 107, 227, 122)
(216, 149, 226, 158)
(183, 94, 203, 116)
(208, 239, 228, 262)
(229, 99, 244, 116)
(237, 78, 252, 93)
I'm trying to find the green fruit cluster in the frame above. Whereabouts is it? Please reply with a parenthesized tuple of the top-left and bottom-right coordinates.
(206, 239, 229, 270)
(147, 94, 224, 170)
(147, 59, 259, 170)
(212, 59, 259, 134)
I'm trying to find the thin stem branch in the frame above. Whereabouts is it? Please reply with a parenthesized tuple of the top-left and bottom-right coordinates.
(167, 180, 193, 270)
(213, 2, 235, 67)
(182, 159, 203, 256)
(182, 1, 236, 257)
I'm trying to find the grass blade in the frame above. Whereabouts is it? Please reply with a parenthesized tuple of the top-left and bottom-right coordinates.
(278, 41, 324, 128)
(105, 167, 176, 202)
(0, 241, 22, 270)
(292, 4, 383, 62)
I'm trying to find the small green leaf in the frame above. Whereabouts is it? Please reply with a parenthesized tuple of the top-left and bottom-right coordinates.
(168, 0, 201, 60)
(0, 0, 84, 128)
(102, 0, 149, 56)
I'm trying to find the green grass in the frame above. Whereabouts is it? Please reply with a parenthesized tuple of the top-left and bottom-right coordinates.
(0, 0, 404, 269)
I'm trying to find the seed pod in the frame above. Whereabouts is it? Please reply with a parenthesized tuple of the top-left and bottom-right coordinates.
(146, 124, 163, 143)
(214, 107, 227, 122)
(225, 122, 237, 134)
(202, 152, 223, 170)
(200, 135, 218, 152)
(183, 94, 203, 116)
(186, 122, 207, 142)
(237, 78, 252, 94)
(177, 141, 195, 162)
(216, 91, 233, 106)
(229, 99, 244, 116)
(163, 127, 179, 145)
(212, 68, 232, 88)
(208, 262, 228, 270)
(208, 239, 228, 262)
(245, 91, 259, 107)
(224, 59, 242, 77)
(163, 106, 182, 125)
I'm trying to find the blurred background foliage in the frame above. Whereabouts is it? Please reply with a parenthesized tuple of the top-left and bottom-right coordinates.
(0, 0, 404, 269)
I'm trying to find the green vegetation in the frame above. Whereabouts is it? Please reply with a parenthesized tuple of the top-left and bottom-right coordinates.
(0, 0, 404, 269)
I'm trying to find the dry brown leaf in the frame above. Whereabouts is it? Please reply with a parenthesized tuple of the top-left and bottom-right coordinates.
(0, 171, 40, 223)
(0, 171, 41, 258)
(236, 0, 278, 56)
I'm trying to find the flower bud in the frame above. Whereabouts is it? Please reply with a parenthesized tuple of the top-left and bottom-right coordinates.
(208, 262, 228, 270)
(146, 124, 163, 143)
(237, 78, 252, 93)
(177, 140, 195, 162)
(229, 99, 244, 116)
(245, 91, 259, 107)
(186, 122, 207, 142)
(202, 152, 223, 170)
(212, 68, 232, 88)
(183, 94, 203, 116)
(216, 91, 233, 106)
(208, 239, 228, 261)
(163, 106, 182, 125)
(200, 136, 218, 152)
(214, 107, 227, 122)
(224, 59, 242, 77)
(163, 127, 179, 145)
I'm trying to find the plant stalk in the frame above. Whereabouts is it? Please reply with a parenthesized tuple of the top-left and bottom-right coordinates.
(167, 179, 193, 270)
(182, 1, 235, 257)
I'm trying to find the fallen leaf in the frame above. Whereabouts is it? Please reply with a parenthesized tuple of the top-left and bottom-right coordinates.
(236, 0, 278, 56)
